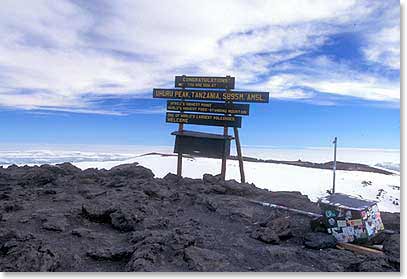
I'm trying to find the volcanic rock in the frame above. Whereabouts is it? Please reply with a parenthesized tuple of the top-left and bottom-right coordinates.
(109, 164, 154, 179)
(0, 162, 399, 272)
(0, 241, 59, 271)
(71, 228, 93, 238)
(110, 208, 144, 232)
(303, 232, 337, 249)
(184, 246, 230, 272)
(383, 233, 400, 260)
(250, 227, 280, 244)
(42, 216, 68, 232)
(81, 201, 116, 223)
(87, 247, 134, 261)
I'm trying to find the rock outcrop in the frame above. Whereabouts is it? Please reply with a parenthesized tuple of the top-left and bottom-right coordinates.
(0, 163, 400, 272)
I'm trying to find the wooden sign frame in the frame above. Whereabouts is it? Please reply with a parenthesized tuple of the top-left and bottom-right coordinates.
(153, 75, 269, 183)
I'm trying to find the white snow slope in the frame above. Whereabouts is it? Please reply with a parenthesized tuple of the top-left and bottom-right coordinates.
(0, 146, 400, 213)
(73, 154, 400, 213)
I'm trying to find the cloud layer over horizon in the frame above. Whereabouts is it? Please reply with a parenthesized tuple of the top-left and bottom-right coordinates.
(0, 0, 400, 114)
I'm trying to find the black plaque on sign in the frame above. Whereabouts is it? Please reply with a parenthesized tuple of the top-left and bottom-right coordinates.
(166, 112, 242, 128)
(171, 130, 234, 159)
(167, 100, 250, 115)
(175, 76, 235, 89)
(153, 88, 269, 103)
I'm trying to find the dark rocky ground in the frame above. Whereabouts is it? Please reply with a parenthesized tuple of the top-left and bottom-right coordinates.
(0, 162, 400, 272)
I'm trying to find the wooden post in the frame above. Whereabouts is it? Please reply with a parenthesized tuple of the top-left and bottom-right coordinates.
(229, 99, 245, 184)
(233, 126, 245, 183)
(176, 78, 186, 177)
(176, 123, 183, 176)
(220, 125, 228, 180)
(220, 76, 230, 180)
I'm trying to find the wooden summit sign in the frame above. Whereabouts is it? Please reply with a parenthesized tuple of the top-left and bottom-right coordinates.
(153, 75, 269, 182)
(167, 101, 249, 116)
(175, 75, 235, 89)
(166, 112, 242, 128)
(153, 88, 269, 103)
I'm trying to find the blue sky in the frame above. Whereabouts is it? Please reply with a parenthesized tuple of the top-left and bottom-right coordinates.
(0, 0, 400, 149)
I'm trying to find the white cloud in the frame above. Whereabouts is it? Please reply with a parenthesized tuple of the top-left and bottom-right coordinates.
(361, 2, 400, 70)
(303, 79, 399, 101)
(0, 0, 400, 113)
(252, 55, 399, 102)
(256, 74, 314, 99)
(364, 26, 400, 69)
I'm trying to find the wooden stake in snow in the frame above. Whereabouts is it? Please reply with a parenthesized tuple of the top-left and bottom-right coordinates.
(332, 137, 337, 194)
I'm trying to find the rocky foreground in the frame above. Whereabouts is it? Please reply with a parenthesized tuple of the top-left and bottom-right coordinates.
(0, 163, 400, 272)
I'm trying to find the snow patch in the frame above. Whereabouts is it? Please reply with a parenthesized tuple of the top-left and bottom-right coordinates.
(73, 154, 400, 213)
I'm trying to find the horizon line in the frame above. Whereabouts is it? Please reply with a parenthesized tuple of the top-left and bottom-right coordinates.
(0, 143, 400, 152)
